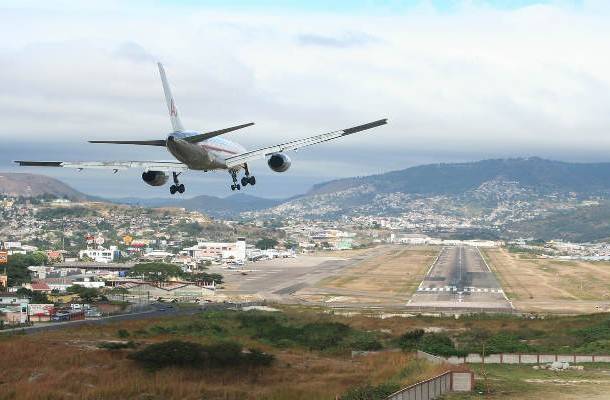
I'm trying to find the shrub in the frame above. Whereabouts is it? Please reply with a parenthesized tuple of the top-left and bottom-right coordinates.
(484, 332, 530, 354)
(117, 329, 130, 339)
(340, 382, 400, 400)
(298, 322, 351, 350)
(398, 329, 425, 351)
(420, 333, 465, 357)
(98, 341, 137, 350)
(349, 332, 383, 351)
(128, 340, 274, 370)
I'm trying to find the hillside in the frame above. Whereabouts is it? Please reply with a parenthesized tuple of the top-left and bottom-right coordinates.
(249, 158, 610, 241)
(114, 194, 282, 218)
(306, 157, 610, 196)
(0, 172, 88, 200)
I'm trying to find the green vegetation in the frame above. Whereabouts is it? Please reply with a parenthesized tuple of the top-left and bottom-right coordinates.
(5, 252, 47, 286)
(191, 272, 223, 284)
(98, 341, 137, 350)
(339, 382, 400, 400)
(398, 329, 466, 357)
(36, 206, 97, 219)
(66, 285, 106, 303)
(15, 287, 51, 304)
(237, 312, 381, 351)
(127, 262, 184, 283)
(126, 262, 224, 284)
(128, 340, 274, 370)
(255, 237, 278, 250)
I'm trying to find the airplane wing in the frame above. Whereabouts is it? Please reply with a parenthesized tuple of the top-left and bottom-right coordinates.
(15, 160, 188, 172)
(224, 118, 387, 169)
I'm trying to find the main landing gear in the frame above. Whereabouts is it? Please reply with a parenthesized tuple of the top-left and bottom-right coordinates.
(230, 164, 256, 191)
(170, 172, 185, 195)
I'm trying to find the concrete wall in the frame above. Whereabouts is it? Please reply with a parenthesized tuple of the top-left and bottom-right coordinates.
(429, 352, 610, 365)
(452, 372, 474, 391)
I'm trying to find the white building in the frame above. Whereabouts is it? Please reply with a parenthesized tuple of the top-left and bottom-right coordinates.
(79, 246, 119, 263)
(185, 238, 246, 264)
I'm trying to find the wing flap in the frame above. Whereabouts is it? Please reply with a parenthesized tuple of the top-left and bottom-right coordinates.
(225, 118, 387, 168)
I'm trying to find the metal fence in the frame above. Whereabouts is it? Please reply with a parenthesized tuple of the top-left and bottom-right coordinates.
(386, 370, 474, 400)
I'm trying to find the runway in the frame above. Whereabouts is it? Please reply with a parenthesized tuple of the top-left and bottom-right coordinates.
(406, 246, 513, 312)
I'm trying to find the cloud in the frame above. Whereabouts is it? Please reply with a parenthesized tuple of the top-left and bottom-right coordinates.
(1, 1, 610, 197)
(113, 42, 157, 63)
(296, 31, 379, 48)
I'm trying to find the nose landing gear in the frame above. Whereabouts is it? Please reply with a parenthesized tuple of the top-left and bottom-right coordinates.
(170, 172, 185, 194)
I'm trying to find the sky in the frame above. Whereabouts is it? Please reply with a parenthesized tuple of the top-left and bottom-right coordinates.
(1, 0, 610, 199)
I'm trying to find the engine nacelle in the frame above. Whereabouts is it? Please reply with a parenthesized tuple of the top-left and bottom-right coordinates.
(267, 153, 291, 173)
(141, 171, 169, 186)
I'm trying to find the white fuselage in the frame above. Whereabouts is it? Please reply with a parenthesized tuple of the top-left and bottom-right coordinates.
(166, 131, 247, 171)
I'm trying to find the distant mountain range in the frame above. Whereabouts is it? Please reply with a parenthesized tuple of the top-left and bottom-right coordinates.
(6, 158, 610, 241)
(305, 157, 610, 196)
(0, 172, 88, 200)
(112, 194, 283, 218)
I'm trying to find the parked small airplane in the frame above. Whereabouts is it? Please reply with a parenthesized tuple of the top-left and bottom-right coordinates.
(16, 63, 387, 194)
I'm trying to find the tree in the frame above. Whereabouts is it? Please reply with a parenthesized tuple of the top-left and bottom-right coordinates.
(6, 252, 48, 286)
(192, 272, 224, 284)
(15, 287, 51, 304)
(255, 238, 278, 250)
(128, 262, 184, 283)
(67, 285, 104, 303)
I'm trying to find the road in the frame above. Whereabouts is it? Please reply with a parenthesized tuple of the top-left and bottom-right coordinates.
(0, 302, 253, 335)
(406, 246, 513, 312)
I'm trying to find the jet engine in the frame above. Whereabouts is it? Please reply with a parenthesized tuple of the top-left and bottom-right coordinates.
(141, 171, 169, 186)
(267, 153, 291, 172)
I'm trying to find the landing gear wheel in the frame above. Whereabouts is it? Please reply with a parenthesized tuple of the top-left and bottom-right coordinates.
(231, 184, 236, 191)
(248, 176, 256, 185)
(177, 184, 185, 194)
(170, 185, 177, 194)
(236, 184, 241, 191)
(241, 176, 248, 187)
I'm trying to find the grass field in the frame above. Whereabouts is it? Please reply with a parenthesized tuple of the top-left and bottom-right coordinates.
(0, 307, 444, 400)
(482, 248, 610, 313)
(447, 363, 610, 400)
(5, 307, 610, 399)
(317, 245, 439, 297)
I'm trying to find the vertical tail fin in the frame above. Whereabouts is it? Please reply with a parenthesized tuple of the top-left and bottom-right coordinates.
(157, 62, 185, 132)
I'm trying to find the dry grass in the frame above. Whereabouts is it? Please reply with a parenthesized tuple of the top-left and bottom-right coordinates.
(318, 245, 439, 297)
(482, 248, 610, 313)
(0, 313, 442, 400)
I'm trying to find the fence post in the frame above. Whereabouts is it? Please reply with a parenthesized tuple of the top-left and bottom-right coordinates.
(500, 353, 503, 364)
(537, 354, 540, 364)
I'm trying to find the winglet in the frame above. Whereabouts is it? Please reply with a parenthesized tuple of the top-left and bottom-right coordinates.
(342, 118, 388, 136)
(158, 62, 185, 132)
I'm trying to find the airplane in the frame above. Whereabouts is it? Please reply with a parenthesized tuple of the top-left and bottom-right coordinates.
(16, 63, 388, 194)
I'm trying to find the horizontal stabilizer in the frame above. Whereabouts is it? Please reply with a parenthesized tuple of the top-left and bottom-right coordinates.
(15, 161, 63, 167)
(15, 160, 188, 172)
(183, 122, 255, 143)
(88, 140, 167, 146)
